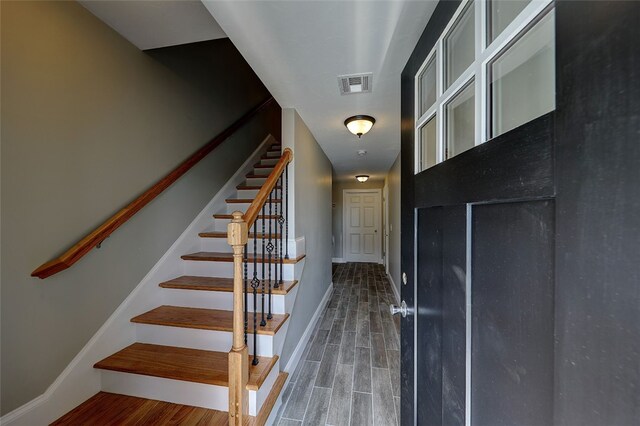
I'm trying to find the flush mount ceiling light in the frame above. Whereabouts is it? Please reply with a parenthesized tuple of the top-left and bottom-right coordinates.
(356, 175, 370, 183)
(345, 115, 376, 138)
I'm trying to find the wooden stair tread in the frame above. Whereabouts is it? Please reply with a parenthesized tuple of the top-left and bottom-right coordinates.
(160, 276, 298, 294)
(226, 198, 282, 203)
(51, 391, 233, 425)
(253, 163, 275, 169)
(182, 252, 305, 264)
(213, 214, 280, 220)
(51, 375, 288, 425)
(94, 343, 276, 390)
(245, 174, 268, 179)
(159, 276, 298, 295)
(131, 305, 289, 335)
(199, 231, 282, 239)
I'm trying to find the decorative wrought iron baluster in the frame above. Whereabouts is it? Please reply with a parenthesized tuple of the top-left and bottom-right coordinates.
(243, 242, 248, 345)
(278, 173, 285, 288)
(251, 222, 259, 365)
(266, 191, 274, 320)
(260, 204, 267, 327)
(285, 164, 289, 260)
(274, 180, 280, 290)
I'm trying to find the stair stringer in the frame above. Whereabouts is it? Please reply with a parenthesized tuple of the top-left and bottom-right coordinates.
(0, 135, 277, 426)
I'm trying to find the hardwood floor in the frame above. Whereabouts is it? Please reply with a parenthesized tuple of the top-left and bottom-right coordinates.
(275, 263, 401, 426)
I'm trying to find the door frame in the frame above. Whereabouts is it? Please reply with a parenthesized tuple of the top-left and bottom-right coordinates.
(343, 188, 383, 263)
(383, 181, 390, 273)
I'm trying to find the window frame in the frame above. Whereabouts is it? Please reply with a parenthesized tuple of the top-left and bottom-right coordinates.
(414, 0, 554, 174)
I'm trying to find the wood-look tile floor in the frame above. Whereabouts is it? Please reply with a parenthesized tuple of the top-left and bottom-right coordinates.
(276, 263, 401, 426)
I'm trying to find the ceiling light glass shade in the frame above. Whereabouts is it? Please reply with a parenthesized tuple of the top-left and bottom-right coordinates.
(356, 175, 370, 183)
(345, 115, 376, 138)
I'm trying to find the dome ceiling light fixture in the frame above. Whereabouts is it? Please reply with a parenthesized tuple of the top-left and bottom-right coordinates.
(344, 115, 376, 138)
(356, 175, 370, 183)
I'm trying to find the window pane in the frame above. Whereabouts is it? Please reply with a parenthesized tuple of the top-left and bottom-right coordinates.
(446, 81, 475, 157)
(490, 9, 555, 138)
(420, 57, 437, 115)
(488, 0, 531, 43)
(445, 2, 475, 89)
(419, 116, 438, 171)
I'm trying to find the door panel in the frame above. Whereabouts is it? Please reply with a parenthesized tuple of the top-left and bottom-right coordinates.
(471, 200, 555, 426)
(349, 234, 360, 253)
(416, 205, 467, 426)
(363, 206, 375, 227)
(350, 207, 360, 227)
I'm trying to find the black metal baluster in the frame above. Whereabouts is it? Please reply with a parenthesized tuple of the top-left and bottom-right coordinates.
(285, 164, 289, 260)
(243, 242, 248, 346)
(260, 204, 267, 327)
(278, 173, 285, 288)
(267, 190, 274, 319)
(274, 175, 281, 289)
(251, 222, 259, 365)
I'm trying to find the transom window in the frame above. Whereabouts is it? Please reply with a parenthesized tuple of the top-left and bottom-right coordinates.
(415, 0, 555, 173)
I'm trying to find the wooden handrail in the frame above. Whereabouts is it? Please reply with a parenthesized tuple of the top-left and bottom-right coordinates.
(243, 148, 293, 229)
(31, 96, 276, 279)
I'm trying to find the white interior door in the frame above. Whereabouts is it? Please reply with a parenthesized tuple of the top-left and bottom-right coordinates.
(344, 189, 381, 263)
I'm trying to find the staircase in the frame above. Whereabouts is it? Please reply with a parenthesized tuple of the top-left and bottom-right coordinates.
(52, 142, 302, 425)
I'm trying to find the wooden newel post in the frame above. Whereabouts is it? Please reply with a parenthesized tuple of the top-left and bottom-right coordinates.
(227, 211, 249, 425)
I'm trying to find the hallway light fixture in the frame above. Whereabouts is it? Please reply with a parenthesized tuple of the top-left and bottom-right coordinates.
(344, 115, 375, 138)
(356, 175, 370, 183)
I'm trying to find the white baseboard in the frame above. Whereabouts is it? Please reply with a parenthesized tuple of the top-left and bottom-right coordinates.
(331, 258, 345, 263)
(0, 135, 275, 426)
(388, 274, 401, 304)
(283, 282, 333, 374)
(276, 282, 333, 422)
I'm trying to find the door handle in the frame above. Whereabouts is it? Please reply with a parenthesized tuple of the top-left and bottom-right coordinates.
(390, 300, 408, 317)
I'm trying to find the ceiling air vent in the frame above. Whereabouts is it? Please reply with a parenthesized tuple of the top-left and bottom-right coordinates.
(338, 73, 373, 95)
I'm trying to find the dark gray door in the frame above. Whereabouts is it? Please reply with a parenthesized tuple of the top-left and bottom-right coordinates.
(401, 3, 640, 425)
(398, 100, 555, 424)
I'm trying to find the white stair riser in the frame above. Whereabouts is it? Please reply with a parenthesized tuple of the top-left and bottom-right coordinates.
(260, 158, 279, 166)
(265, 150, 281, 158)
(237, 189, 260, 198)
(134, 323, 280, 357)
(227, 202, 282, 214)
(182, 261, 296, 280)
(253, 167, 273, 176)
(226, 202, 250, 213)
(160, 287, 288, 314)
(214, 218, 280, 231)
(201, 236, 289, 253)
(236, 189, 283, 198)
(100, 371, 230, 412)
(246, 177, 267, 186)
(100, 370, 265, 415)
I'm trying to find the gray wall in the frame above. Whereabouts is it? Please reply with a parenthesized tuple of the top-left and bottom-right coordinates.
(332, 178, 385, 260)
(280, 109, 332, 368)
(386, 154, 401, 296)
(1, 1, 272, 415)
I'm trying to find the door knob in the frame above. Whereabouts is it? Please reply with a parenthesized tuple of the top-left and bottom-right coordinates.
(390, 300, 408, 317)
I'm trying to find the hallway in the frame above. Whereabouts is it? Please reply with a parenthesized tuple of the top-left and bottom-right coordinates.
(276, 263, 401, 425)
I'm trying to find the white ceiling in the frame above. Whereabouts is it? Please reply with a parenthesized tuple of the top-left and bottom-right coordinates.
(79, 0, 226, 50)
(202, 0, 437, 180)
